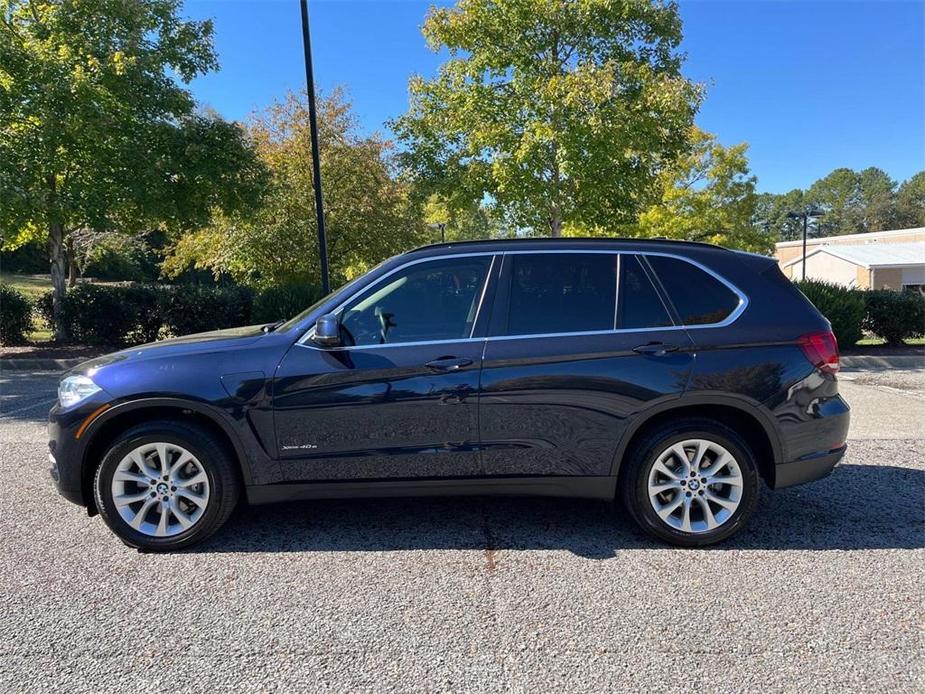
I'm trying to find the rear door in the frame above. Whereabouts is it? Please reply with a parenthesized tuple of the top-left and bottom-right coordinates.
(478, 252, 695, 477)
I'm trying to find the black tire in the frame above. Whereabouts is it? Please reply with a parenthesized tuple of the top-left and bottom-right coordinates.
(619, 418, 760, 547)
(93, 420, 240, 551)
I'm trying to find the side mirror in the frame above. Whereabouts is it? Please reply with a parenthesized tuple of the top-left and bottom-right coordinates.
(313, 313, 341, 348)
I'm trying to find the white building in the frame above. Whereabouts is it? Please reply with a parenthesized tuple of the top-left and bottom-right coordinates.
(775, 227, 925, 292)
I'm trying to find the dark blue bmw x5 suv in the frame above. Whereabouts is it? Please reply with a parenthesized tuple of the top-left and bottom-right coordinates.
(49, 238, 850, 550)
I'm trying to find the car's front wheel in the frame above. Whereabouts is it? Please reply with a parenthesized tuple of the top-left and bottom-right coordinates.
(620, 418, 760, 547)
(94, 420, 239, 551)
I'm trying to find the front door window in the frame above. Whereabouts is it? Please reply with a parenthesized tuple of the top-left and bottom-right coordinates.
(339, 256, 492, 346)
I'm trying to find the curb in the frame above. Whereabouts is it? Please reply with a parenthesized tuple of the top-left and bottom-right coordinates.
(840, 355, 925, 370)
(0, 358, 86, 372)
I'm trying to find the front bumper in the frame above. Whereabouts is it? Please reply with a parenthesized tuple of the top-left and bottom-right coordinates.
(48, 398, 110, 507)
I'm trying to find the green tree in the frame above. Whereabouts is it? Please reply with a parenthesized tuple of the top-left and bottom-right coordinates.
(0, 0, 265, 338)
(164, 90, 425, 288)
(895, 171, 925, 228)
(393, 0, 702, 237)
(752, 189, 806, 241)
(803, 166, 899, 236)
(621, 128, 771, 252)
(805, 168, 865, 236)
(422, 195, 509, 243)
(857, 166, 898, 232)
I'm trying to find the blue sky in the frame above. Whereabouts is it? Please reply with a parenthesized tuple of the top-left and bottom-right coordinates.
(183, 0, 925, 194)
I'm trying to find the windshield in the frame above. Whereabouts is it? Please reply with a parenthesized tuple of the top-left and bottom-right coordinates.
(274, 261, 389, 333)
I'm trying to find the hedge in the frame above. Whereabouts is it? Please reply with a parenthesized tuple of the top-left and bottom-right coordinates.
(863, 290, 925, 345)
(159, 285, 254, 337)
(794, 280, 865, 347)
(38, 282, 320, 346)
(252, 283, 325, 324)
(0, 284, 33, 345)
(38, 284, 161, 346)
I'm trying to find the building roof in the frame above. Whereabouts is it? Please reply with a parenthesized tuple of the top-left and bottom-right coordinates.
(776, 227, 925, 249)
(782, 242, 925, 269)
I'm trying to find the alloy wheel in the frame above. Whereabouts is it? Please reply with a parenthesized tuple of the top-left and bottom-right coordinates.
(110, 442, 211, 538)
(646, 438, 744, 534)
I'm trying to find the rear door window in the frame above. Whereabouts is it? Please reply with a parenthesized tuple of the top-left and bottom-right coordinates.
(618, 255, 673, 329)
(505, 253, 618, 336)
(645, 255, 741, 325)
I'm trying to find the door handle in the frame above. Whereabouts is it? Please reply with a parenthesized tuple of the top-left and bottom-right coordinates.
(633, 342, 679, 357)
(425, 357, 473, 371)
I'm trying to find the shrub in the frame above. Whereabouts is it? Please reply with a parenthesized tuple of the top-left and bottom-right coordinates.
(159, 285, 254, 337)
(38, 283, 259, 345)
(252, 283, 325, 324)
(39, 284, 163, 346)
(795, 280, 865, 347)
(863, 290, 925, 345)
(0, 284, 34, 345)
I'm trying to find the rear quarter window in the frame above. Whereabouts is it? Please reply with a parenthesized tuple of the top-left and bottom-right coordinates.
(646, 255, 741, 326)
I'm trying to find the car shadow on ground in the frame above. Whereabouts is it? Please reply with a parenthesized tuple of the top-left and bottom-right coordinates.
(194, 463, 924, 558)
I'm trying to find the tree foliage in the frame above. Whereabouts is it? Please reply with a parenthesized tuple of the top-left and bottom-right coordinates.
(618, 128, 770, 252)
(895, 171, 925, 228)
(422, 195, 509, 243)
(0, 0, 266, 337)
(754, 167, 923, 241)
(393, 0, 702, 237)
(164, 90, 425, 288)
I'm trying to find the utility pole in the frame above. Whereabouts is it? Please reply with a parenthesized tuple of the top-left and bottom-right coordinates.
(787, 210, 825, 281)
(299, 0, 330, 294)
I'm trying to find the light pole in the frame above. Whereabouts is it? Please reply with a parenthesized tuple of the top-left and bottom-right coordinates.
(428, 222, 446, 244)
(787, 209, 825, 280)
(299, 0, 330, 294)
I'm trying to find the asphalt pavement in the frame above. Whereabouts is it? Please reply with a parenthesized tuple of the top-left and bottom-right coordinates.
(0, 369, 922, 692)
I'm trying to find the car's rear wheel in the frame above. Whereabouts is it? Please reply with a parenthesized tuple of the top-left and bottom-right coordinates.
(94, 420, 239, 551)
(620, 418, 760, 547)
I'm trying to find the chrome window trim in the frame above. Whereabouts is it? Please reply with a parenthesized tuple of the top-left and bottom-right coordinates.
(297, 248, 748, 350)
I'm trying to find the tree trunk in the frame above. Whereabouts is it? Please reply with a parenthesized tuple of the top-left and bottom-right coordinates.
(549, 212, 563, 237)
(48, 221, 70, 342)
(66, 236, 78, 288)
(549, 146, 562, 237)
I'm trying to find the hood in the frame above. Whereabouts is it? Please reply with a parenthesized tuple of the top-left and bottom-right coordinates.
(72, 324, 272, 375)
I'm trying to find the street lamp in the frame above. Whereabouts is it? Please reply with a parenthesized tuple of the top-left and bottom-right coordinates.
(787, 209, 825, 280)
(428, 222, 447, 244)
(299, 0, 330, 294)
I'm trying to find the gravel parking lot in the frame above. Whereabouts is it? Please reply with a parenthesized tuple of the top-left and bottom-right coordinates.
(1, 369, 922, 692)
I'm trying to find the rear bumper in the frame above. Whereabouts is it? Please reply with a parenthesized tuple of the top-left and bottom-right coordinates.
(773, 444, 847, 489)
(773, 393, 850, 489)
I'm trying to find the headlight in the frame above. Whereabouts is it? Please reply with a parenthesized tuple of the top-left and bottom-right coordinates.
(58, 375, 102, 408)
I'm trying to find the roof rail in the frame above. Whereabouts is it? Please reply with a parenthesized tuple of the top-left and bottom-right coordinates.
(406, 236, 730, 254)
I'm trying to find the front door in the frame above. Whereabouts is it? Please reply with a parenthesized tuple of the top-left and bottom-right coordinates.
(273, 254, 496, 482)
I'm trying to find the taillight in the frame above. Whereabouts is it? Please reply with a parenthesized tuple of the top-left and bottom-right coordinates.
(799, 330, 839, 374)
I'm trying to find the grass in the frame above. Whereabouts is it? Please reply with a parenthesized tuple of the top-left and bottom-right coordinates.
(0, 271, 52, 300)
(856, 337, 925, 347)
